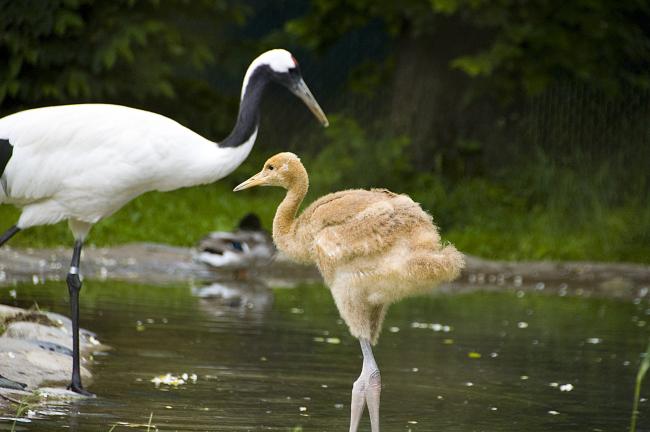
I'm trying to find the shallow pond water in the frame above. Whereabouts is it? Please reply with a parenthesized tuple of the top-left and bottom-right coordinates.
(0, 279, 649, 431)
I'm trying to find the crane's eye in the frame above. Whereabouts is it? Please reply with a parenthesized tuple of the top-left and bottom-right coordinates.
(267, 165, 274, 171)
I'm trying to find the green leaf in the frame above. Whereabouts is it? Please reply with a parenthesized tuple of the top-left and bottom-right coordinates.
(54, 10, 84, 35)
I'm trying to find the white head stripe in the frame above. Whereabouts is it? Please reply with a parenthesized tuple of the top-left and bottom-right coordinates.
(241, 49, 296, 100)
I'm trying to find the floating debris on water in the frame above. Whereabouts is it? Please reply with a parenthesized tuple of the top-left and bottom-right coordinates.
(389, 326, 400, 333)
(468, 352, 482, 359)
(560, 383, 574, 392)
(411, 322, 452, 332)
(586, 337, 602, 344)
(151, 372, 197, 387)
(549, 382, 559, 387)
(548, 410, 560, 415)
(520, 375, 529, 380)
(412, 367, 419, 372)
(407, 420, 418, 424)
(299, 406, 307, 412)
(443, 338, 454, 344)
(465, 382, 474, 387)
(313, 336, 341, 344)
(290, 307, 304, 314)
(517, 322, 529, 329)
(334, 403, 344, 409)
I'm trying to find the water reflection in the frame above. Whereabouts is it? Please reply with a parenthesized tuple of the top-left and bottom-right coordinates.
(0, 280, 648, 431)
(193, 279, 273, 320)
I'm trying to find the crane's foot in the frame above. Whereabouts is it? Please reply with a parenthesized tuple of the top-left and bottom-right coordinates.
(349, 338, 381, 432)
(350, 369, 381, 432)
(67, 383, 95, 398)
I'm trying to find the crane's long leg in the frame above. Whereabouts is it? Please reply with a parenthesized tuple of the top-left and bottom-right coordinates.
(350, 337, 381, 432)
(0, 225, 20, 246)
(66, 240, 93, 397)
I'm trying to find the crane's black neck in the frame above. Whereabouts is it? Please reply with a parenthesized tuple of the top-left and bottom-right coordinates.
(219, 65, 274, 149)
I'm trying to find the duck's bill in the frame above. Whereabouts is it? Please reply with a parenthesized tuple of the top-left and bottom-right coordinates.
(233, 173, 266, 192)
(292, 78, 329, 127)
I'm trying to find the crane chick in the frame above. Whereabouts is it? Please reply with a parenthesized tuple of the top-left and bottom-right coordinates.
(234, 152, 464, 432)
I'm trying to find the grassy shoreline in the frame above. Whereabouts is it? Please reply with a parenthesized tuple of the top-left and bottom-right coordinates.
(1, 180, 647, 264)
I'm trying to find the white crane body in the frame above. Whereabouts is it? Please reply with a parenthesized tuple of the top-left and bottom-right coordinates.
(0, 104, 257, 233)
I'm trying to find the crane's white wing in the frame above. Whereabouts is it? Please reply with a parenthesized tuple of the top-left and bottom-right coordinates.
(0, 104, 252, 227)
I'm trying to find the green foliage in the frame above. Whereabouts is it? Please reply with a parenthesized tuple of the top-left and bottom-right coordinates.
(286, 0, 650, 95)
(308, 115, 411, 193)
(2, 111, 646, 262)
(0, 1, 648, 264)
(0, 0, 248, 112)
(301, 115, 649, 263)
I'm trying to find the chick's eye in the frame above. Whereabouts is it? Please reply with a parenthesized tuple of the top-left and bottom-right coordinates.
(267, 165, 274, 171)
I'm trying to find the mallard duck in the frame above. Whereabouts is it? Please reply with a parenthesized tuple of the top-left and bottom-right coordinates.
(195, 213, 275, 271)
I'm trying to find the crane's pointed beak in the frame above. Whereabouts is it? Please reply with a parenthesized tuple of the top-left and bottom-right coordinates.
(292, 77, 329, 127)
(233, 172, 267, 192)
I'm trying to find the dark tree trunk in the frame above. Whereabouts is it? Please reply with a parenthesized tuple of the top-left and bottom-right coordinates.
(388, 16, 490, 175)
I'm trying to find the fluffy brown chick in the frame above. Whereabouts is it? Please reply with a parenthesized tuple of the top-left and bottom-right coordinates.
(235, 152, 464, 432)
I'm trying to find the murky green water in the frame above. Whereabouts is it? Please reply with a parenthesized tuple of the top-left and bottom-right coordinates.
(1, 279, 649, 431)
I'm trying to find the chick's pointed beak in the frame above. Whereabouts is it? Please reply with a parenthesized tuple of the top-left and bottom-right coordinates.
(233, 172, 267, 192)
(292, 77, 329, 127)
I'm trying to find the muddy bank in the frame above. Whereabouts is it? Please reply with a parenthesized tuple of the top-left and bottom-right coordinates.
(1, 243, 648, 299)
(0, 243, 320, 288)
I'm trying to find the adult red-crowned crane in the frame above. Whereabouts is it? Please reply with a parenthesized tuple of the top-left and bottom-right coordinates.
(0, 49, 328, 396)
